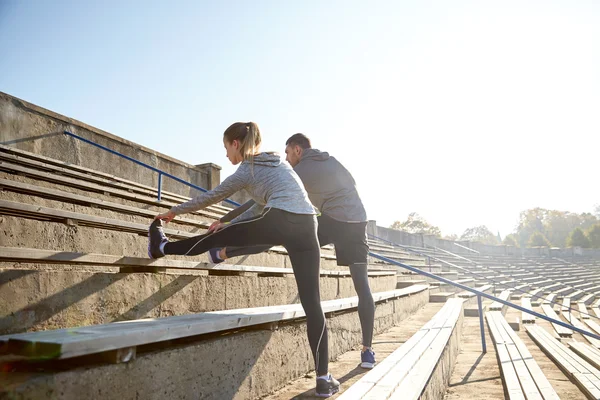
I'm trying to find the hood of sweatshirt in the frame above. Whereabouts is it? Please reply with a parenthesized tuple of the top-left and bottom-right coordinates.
(300, 148, 330, 162)
(244, 152, 282, 167)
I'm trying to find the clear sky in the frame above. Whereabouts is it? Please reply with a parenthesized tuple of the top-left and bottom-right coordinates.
(1, 0, 598, 237)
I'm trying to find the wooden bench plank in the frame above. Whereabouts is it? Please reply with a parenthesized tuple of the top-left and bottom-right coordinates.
(560, 312, 600, 349)
(0, 178, 212, 228)
(521, 297, 536, 324)
(527, 325, 600, 382)
(339, 298, 463, 400)
(541, 303, 573, 338)
(0, 247, 396, 278)
(3, 286, 428, 361)
(489, 290, 511, 313)
(486, 312, 558, 400)
(390, 303, 463, 399)
(569, 341, 600, 371)
(0, 161, 225, 220)
(580, 302, 592, 319)
(0, 151, 215, 212)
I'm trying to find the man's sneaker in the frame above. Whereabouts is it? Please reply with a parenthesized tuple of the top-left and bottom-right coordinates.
(315, 374, 340, 398)
(208, 248, 224, 265)
(361, 349, 376, 369)
(148, 219, 168, 259)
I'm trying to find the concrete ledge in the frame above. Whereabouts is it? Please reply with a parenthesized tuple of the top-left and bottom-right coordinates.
(0, 289, 430, 400)
(0, 268, 397, 335)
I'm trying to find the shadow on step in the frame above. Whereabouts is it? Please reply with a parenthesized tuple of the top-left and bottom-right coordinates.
(112, 274, 198, 322)
(0, 270, 37, 288)
(0, 271, 129, 334)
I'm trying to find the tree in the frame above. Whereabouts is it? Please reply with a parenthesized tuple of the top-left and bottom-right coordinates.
(594, 204, 600, 219)
(515, 208, 547, 247)
(528, 232, 551, 247)
(390, 212, 441, 236)
(586, 224, 600, 248)
(567, 227, 591, 248)
(460, 225, 499, 245)
(444, 234, 458, 241)
(513, 207, 598, 247)
(543, 210, 581, 247)
(503, 234, 518, 247)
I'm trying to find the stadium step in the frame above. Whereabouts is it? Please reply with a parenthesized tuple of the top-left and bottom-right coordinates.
(0, 286, 430, 399)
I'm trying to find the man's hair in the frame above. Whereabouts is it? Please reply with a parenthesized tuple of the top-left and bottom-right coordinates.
(286, 133, 312, 149)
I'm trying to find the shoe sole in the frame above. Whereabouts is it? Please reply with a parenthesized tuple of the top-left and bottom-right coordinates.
(315, 387, 340, 398)
(361, 361, 375, 369)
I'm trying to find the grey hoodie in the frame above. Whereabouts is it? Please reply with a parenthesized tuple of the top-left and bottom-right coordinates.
(170, 152, 315, 223)
(295, 149, 367, 222)
(221, 149, 367, 223)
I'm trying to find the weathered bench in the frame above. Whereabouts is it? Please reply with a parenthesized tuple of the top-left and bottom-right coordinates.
(541, 303, 573, 338)
(521, 297, 536, 324)
(487, 311, 559, 400)
(0, 285, 429, 361)
(489, 290, 511, 314)
(338, 298, 464, 399)
(527, 324, 600, 399)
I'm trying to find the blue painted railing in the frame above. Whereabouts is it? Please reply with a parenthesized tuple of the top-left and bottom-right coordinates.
(63, 131, 241, 207)
(368, 239, 600, 352)
(369, 233, 599, 320)
(61, 130, 600, 353)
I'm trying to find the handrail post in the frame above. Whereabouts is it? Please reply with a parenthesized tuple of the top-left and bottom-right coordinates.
(478, 294, 487, 353)
(157, 173, 163, 202)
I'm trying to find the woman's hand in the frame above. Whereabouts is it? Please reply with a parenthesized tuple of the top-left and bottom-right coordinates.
(208, 221, 227, 233)
(155, 211, 176, 223)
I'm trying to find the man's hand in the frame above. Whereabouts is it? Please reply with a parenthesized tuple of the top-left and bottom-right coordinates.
(155, 211, 176, 223)
(208, 221, 227, 233)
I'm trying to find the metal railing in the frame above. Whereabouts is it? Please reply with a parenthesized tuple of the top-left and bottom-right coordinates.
(63, 131, 241, 207)
(61, 131, 600, 353)
(368, 238, 600, 353)
(368, 233, 600, 320)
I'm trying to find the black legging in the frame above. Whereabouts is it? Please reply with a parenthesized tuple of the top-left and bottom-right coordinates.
(164, 208, 329, 375)
(227, 247, 375, 347)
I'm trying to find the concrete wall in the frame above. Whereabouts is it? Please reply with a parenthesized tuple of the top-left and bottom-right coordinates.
(0, 266, 396, 335)
(0, 91, 220, 197)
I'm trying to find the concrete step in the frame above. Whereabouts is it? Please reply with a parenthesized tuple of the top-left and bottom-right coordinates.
(396, 279, 428, 289)
(430, 292, 455, 303)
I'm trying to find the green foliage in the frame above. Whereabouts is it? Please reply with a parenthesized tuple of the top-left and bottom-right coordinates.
(567, 227, 591, 248)
(586, 224, 600, 248)
(528, 231, 551, 247)
(516, 208, 546, 247)
(514, 208, 598, 247)
(503, 234, 518, 247)
(460, 225, 499, 245)
(390, 212, 441, 236)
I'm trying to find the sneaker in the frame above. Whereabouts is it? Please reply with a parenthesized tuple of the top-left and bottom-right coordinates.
(207, 248, 224, 265)
(148, 219, 168, 259)
(315, 374, 340, 398)
(361, 349, 376, 369)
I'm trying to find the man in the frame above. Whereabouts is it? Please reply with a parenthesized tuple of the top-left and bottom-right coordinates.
(209, 133, 376, 370)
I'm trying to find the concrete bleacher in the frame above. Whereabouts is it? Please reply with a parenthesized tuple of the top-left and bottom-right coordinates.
(1, 143, 429, 398)
(4, 94, 600, 399)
